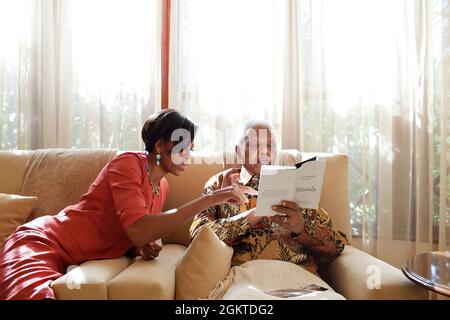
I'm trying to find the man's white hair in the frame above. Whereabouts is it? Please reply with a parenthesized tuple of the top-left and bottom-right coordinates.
(235, 119, 274, 146)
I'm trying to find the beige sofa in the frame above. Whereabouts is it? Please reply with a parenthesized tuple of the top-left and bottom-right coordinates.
(0, 149, 428, 300)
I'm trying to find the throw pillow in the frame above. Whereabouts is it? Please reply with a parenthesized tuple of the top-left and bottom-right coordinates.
(175, 226, 233, 300)
(0, 193, 37, 245)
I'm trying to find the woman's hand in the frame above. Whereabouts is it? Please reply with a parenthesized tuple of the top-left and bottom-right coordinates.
(139, 241, 162, 260)
(228, 208, 263, 226)
(246, 208, 264, 226)
(270, 200, 305, 235)
(210, 184, 258, 206)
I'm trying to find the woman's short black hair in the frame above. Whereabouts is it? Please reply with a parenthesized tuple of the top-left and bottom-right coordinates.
(141, 109, 197, 153)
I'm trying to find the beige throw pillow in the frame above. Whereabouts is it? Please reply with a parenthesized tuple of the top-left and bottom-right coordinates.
(175, 226, 233, 300)
(0, 193, 37, 245)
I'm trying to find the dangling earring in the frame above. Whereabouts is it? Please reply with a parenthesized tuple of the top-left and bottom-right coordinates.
(156, 153, 161, 166)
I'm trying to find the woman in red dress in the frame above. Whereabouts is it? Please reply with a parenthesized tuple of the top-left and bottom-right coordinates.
(0, 109, 254, 300)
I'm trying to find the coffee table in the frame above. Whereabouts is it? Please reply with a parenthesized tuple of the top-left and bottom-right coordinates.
(401, 251, 449, 297)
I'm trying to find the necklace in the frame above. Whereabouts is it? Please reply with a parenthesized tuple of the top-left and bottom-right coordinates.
(145, 155, 160, 198)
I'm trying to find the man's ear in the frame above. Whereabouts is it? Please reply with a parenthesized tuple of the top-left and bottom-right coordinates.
(235, 145, 243, 159)
(235, 144, 244, 165)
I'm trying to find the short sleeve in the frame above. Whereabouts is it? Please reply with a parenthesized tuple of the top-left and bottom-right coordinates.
(107, 153, 147, 230)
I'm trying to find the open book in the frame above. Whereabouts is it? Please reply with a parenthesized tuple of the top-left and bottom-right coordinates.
(255, 157, 326, 216)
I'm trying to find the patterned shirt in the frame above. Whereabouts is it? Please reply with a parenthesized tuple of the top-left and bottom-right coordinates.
(189, 167, 349, 275)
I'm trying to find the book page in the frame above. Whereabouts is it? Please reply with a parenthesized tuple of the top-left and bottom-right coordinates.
(255, 165, 297, 216)
(294, 159, 326, 209)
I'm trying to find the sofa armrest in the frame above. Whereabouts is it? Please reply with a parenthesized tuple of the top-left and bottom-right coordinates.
(319, 245, 429, 300)
(52, 257, 132, 300)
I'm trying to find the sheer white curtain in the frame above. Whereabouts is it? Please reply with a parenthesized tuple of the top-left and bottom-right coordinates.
(170, 0, 449, 267)
(298, 0, 449, 267)
(169, 0, 287, 151)
(0, 0, 161, 150)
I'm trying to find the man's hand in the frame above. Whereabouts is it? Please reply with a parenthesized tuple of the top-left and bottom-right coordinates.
(218, 168, 241, 189)
(139, 241, 162, 260)
(270, 200, 305, 235)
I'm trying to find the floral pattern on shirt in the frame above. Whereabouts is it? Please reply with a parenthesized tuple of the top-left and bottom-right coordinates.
(189, 168, 349, 275)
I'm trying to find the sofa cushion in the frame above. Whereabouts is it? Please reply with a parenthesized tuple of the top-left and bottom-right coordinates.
(108, 244, 186, 300)
(20, 149, 118, 220)
(51, 256, 131, 300)
(0, 193, 37, 245)
(319, 245, 429, 300)
(209, 259, 345, 300)
(175, 226, 233, 300)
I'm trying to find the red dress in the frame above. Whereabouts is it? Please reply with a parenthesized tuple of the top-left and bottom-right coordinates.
(0, 152, 168, 300)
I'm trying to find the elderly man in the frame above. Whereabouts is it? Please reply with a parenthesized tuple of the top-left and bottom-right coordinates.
(189, 120, 349, 275)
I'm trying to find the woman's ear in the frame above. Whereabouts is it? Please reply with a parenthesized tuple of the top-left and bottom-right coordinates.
(154, 139, 163, 154)
(155, 139, 173, 155)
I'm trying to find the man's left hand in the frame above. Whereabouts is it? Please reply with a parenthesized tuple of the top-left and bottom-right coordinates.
(270, 200, 305, 235)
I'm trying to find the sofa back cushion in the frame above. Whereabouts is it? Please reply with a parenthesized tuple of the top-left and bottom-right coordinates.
(20, 149, 118, 219)
(300, 153, 351, 240)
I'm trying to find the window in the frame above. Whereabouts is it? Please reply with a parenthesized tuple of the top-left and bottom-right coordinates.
(0, 0, 161, 150)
